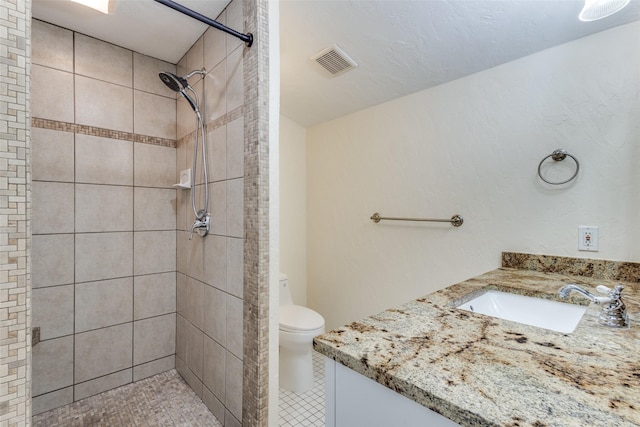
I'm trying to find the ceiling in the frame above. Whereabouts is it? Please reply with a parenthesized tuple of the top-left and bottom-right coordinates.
(32, 0, 229, 63)
(33, 0, 640, 127)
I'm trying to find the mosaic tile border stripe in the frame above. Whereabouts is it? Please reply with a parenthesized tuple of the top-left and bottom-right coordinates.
(176, 106, 244, 148)
(32, 118, 177, 148)
(502, 252, 640, 283)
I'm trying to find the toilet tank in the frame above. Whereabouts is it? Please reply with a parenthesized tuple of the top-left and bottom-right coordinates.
(279, 273, 294, 306)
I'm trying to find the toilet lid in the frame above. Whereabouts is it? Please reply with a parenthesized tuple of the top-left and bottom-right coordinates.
(280, 305, 325, 332)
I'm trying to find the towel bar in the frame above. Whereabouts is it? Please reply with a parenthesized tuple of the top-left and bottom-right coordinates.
(370, 213, 463, 227)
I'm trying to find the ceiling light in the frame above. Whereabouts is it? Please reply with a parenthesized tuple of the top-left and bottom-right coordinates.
(579, 0, 630, 21)
(70, 0, 112, 14)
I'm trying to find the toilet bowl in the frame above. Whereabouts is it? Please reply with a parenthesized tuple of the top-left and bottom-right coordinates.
(279, 274, 325, 393)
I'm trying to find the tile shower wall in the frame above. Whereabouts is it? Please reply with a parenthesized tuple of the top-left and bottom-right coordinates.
(30, 19, 178, 415)
(174, 0, 246, 425)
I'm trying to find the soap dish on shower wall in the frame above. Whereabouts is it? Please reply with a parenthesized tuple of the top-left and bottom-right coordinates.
(173, 169, 192, 189)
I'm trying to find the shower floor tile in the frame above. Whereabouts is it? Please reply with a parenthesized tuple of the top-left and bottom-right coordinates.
(279, 351, 325, 427)
(32, 370, 221, 427)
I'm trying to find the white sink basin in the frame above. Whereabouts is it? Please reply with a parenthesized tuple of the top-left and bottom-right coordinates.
(456, 290, 587, 333)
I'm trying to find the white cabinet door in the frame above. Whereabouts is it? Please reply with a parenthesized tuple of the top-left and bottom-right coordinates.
(325, 357, 461, 427)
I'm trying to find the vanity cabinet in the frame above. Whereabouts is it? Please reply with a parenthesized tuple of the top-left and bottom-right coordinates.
(324, 357, 461, 427)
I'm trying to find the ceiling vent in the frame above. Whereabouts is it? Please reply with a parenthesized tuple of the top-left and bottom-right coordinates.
(311, 44, 358, 77)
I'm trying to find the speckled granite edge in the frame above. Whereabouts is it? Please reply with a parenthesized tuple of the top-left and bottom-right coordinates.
(502, 252, 640, 283)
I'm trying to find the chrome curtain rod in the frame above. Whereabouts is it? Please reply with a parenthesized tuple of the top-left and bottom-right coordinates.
(154, 0, 253, 47)
(370, 212, 464, 227)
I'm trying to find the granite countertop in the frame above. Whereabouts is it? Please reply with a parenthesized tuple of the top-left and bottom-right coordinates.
(313, 253, 640, 427)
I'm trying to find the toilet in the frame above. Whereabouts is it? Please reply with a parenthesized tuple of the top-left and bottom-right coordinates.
(279, 273, 325, 393)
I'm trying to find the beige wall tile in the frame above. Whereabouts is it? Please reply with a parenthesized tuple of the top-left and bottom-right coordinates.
(74, 369, 132, 401)
(32, 181, 74, 234)
(226, 295, 243, 360)
(32, 336, 74, 396)
(225, 0, 243, 54)
(203, 336, 225, 399)
(176, 314, 187, 361)
(134, 272, 176, 320)
(186, 321, 204, 380)
(31, 65, 74, 122)
(75, 134, 133, 185)
(134, 231, 176, 275)
(185, 276, 204, 330)
(204, 23, 226, 72)
(204, 62, 226, 123)
(32, 234, 74, 288)
(32, 128, 74, 182)
(75, 278, 133, 333)
(76, 75, 133, 132)
(176, 231, 188, 274)
(176, 187, 189, 232)
(203, 284, 225, 346)
(226, 47, 243, 112)
(176, 272, 187, 318)
(75, 232, 133, 283)
(203, 387, 225, 426)
(226, 178, 243, 238)
(134, 91, 176, 139)
(176, 139, 188, 181)
(177, 90, 196, 140)
(186, 35, 204, 75)
(76, 184, 133, 233)
(32, 285, 74, 340)
(225, 352, 243, 420)
(133, 355, 175, 382)
(226, 237, 243, 298)
(176, 356, 203, 398)
(75, 33, 133, 87)
(133, 53, 176, 98)
(211, 181, 227, 235)
(184, 231, 204, 282)
(225, 410, 242, 427)
(32, 20, 73, 71)
(75, 323, 133, 383)
(32, 387, 73, 416)
(134, 187, 176, 231)
(133, 314, 176, 365)
(227, 117, 244, 179)
(203, 234, 226, 291)
(134, 143, 176, 188)
(207, 124, 226, 182)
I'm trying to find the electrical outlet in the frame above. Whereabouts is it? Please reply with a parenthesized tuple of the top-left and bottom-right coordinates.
(578, 226, 598, 251)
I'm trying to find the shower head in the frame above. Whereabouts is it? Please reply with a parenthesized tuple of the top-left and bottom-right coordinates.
(159, 71, 188, 92)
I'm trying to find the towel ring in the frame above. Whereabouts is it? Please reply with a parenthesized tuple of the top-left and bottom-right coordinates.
(537, 149, 579, 185)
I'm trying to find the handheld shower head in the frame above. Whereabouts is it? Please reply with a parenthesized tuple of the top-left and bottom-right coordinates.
(159, 70, 205, 116)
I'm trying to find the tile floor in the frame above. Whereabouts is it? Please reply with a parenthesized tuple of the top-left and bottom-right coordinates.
(32, 370, 221, 427)
(278, 351, 326, 427)
(32, 354, 326, 427)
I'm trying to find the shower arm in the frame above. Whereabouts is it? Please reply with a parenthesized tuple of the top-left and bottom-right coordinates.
(154, 0, 253, 47)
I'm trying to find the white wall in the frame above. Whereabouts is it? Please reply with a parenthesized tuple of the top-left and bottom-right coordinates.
(305, 22, 640, 329)
(280, 115, 308, 305)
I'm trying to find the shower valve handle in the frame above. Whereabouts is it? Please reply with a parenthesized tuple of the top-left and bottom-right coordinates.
(189, 213, 210, 240)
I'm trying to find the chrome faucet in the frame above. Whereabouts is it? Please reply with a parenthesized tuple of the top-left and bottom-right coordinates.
(189, 210, 210, 239)
(559, 284, 629, 328)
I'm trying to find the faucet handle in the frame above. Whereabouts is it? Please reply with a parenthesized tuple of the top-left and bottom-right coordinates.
(597, 285, 629, 328)
(596, 284, 624, 298)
